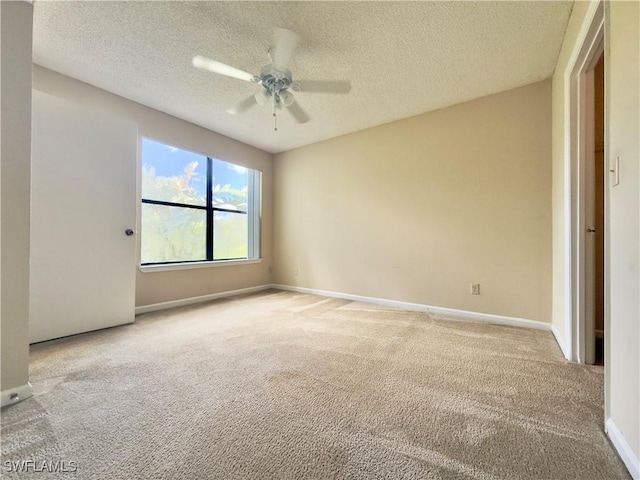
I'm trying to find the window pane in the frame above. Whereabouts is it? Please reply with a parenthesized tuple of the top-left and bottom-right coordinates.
(141, 204, 206, 263)
(212, 159, 248, 212)
(142, 138, 206, 206)
(213, 211, 248, 260)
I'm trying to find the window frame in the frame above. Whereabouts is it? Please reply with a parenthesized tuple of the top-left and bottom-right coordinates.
(139, 138, 261, 268)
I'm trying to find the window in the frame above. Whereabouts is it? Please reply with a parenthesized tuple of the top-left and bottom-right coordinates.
(140, 138, 261, 265)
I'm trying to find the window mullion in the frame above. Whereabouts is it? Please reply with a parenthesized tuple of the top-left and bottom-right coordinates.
(206, 157, 214, 261)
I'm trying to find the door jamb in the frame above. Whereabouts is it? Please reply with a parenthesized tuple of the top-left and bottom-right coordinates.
(564, 1, 605, 364)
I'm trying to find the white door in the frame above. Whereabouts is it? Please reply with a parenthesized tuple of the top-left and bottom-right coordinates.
(30, 91, 137, 343)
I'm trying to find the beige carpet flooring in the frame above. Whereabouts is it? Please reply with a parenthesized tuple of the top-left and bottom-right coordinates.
(1, 290, 631, 479)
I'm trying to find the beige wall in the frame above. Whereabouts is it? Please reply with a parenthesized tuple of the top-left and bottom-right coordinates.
(1, 2, 33, 395)
(607, 0, 639, 463)
(274, 80, 552, 323)
(32, 66, 273, 308)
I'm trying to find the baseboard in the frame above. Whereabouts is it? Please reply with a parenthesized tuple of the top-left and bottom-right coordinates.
(271, 284, 551, 331)
(551, 324, 572, 361)
(135, 284, 272, 315)
(1, 383, 33, 408)
(137, 282, 553, 333)
(606, 418, 640, 479)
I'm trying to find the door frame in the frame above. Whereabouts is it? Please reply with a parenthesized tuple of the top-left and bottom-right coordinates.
(564, 0, 605, 365)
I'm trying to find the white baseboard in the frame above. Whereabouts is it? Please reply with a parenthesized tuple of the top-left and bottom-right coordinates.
(1, 383, 33, 408)
(136, 282, 557, 340)
(606, 418, 640, 479)
(271, 284, 551, 331)
(551, 324, 572, 360)
(135, 284, 272, 315)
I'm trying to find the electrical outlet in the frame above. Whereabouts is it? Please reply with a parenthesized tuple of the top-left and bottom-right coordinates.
(471, 283, 480, 295)
(293, 266, 299, 276)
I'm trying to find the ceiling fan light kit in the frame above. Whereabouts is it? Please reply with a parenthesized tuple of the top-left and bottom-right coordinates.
(192, 27, 351, 131)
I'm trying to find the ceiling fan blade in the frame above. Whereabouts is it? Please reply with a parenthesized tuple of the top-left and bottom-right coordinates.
(286, 100, 310, 124)
(269, 28, 300, 69)
(226, 94, 258, 115)
(291, 80, 352, 94)
(192, 55, 257, 83)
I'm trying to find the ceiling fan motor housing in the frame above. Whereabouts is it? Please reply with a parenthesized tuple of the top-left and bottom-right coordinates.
(260, 65, 292, 94)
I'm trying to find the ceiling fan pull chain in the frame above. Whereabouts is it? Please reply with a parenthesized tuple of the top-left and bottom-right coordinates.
(273, 101, 278, 132)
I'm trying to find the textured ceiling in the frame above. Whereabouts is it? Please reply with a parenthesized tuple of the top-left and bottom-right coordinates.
(33, 1, 573, 154)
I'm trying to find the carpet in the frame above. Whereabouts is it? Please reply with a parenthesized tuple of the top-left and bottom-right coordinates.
(1, 289, 630, 479)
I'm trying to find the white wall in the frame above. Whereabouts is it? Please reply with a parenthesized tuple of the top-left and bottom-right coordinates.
(607, 0, 639, 472)
(32, 66, 274, 308)
(0, 1, 34, 404)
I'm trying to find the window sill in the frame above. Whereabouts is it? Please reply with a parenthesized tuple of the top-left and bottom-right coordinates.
(139, 258, 262, 273)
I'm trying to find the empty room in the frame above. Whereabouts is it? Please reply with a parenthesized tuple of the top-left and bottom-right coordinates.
(1, 1, 638, 479)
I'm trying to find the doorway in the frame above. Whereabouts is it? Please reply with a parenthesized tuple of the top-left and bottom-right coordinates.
(566, 0, 605, 366)
(580, 44, 605, 366)
(588, 53, 605, 365)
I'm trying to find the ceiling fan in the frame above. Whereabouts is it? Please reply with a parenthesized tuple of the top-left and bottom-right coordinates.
(192, 28, 351, 129)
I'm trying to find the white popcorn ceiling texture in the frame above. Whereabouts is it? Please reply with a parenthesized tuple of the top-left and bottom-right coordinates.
(33, 1, 573, 154)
